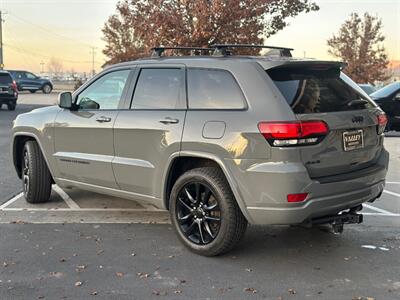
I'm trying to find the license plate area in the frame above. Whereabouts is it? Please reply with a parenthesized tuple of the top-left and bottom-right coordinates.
(343, 129, 364, 151)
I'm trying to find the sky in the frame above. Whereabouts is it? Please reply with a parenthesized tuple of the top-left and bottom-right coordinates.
(1, 0, 399, 74)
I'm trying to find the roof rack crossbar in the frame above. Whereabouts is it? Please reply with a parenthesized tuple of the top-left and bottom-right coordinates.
(151, 47, 212, 57)
(211, 44, 294, 57)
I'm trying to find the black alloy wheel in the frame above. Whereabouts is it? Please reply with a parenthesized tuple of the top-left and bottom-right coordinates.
(176, 181, 221, 245)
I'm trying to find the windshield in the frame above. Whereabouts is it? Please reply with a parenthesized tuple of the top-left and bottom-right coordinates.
(359, 85, 376, 95)
(267, 65, 374, 113)
(370, 82, 400, 98)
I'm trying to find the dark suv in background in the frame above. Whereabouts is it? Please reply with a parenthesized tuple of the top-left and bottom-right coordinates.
(8, 70, 53, 94)
(370, 82, 400, 131)
(0, 70, 18, 110)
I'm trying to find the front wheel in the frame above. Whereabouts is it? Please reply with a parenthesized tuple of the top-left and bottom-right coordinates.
(42, 84, 52, 94)
(169, 167, 247, 256)
(22, 140, 52, 203)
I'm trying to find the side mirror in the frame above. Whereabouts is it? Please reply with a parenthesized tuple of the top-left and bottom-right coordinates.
(58, 92, 73, 109)
(394, 92, 400, 101)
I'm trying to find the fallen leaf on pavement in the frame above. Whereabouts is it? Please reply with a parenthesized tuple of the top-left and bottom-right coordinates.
(116, 272, 124, 277)
(152, 290, 167, 296)
(75, 281, 83, 287)
(288, 288, 296, 294)
(137, 272, 149, 279)
(76, 265, 86, 272)
(244, 287, 258, 294)
(48, 272, 63, 279)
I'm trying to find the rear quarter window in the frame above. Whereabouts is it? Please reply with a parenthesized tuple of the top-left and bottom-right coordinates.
(187, 68, 246, 109)
(267, 65, 375, 113)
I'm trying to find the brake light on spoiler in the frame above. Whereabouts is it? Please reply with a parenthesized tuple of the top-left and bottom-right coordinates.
(258, 121, 329, 147)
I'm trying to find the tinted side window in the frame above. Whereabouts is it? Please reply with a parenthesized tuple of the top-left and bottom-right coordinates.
(131, 68, 183, 109)
(187, 68, 246, 109)
(15, 72, 25, 79)
(77, 69, 130, 110)
(26, 72, 36, 79)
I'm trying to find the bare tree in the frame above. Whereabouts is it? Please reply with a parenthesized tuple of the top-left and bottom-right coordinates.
(47, 58, 64, 79)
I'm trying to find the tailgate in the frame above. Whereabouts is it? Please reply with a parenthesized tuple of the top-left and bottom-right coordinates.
(265, 62, 385, 179)
(297, 109, 382, 178)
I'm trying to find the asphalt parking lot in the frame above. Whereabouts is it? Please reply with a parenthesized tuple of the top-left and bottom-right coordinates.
(0, 93, 399, 299)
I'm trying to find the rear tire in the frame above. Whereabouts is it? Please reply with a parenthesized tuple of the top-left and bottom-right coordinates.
(169, 167, 247, 256)
(7, 102, 16, 111)
(29, 90, 37, 94)
(42, 84, 52, 94)
(22, 140, 52, 203)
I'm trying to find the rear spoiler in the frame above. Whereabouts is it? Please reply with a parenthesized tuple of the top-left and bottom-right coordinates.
(260, 60, 347, 71)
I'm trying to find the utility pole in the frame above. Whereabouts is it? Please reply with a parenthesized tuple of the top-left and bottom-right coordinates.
(0, 11, 4, 70)
(40, 61, 45, 74)
(90, 47, 97, 77)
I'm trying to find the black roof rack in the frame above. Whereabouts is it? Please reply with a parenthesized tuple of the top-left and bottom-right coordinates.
(211, 44, 294, 57)
(150, 44, 294, 58)
(151, 47, 212, 57)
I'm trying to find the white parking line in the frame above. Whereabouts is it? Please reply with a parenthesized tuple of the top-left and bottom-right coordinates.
(363, 203, 397, 216)
(387, 182, 400, 184)
(0, 192, 24, 209)
(2, 208, 163, 212)
(363, 212, 400, 217)
(383, 190, 400, 198)
(52, 185, 80, 209)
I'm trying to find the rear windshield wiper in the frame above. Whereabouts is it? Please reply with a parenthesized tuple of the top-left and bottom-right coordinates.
(347, 99, 369, 107)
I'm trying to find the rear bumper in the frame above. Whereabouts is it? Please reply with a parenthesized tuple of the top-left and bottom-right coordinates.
(247, 179, 385, 225)
(0, 96, 17, 104)
(229, 148, 389, 225)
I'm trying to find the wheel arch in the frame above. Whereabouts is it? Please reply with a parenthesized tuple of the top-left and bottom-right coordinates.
(12, 133, 54, 182)
(163, 151, 253, 223)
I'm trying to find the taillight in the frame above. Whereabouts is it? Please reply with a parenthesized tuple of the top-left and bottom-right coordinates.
(377, 113, 387, 135)
(11, 80, 18, 92)
(287, 193, 308, 202)
(258, 121, 329, 147)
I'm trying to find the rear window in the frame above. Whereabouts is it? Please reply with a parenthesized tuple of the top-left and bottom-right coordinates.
(267, 65, 374, 113)
(0, 73, 12, 85)
(187, 68, 246, 109)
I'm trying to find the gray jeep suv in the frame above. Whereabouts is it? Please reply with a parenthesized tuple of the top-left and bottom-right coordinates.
(11, 45, 389, 256)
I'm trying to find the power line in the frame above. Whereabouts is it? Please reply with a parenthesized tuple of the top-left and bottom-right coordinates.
(5, 43, 100, 64)
(7, 12, 94, 48)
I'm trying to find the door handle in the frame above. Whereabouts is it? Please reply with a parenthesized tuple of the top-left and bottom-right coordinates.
(96, 116, 112, 123)
(159, 117, 179, 125)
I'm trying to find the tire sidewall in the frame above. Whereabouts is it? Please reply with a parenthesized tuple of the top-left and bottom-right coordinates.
(169, 170, 233, 255)
(42, 84, 52, 94)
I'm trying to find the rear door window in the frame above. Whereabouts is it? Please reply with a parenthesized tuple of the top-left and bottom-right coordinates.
(131, 68, 184, 109)
(187, 68, 246, 109)
(267, 65, 374, 113)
